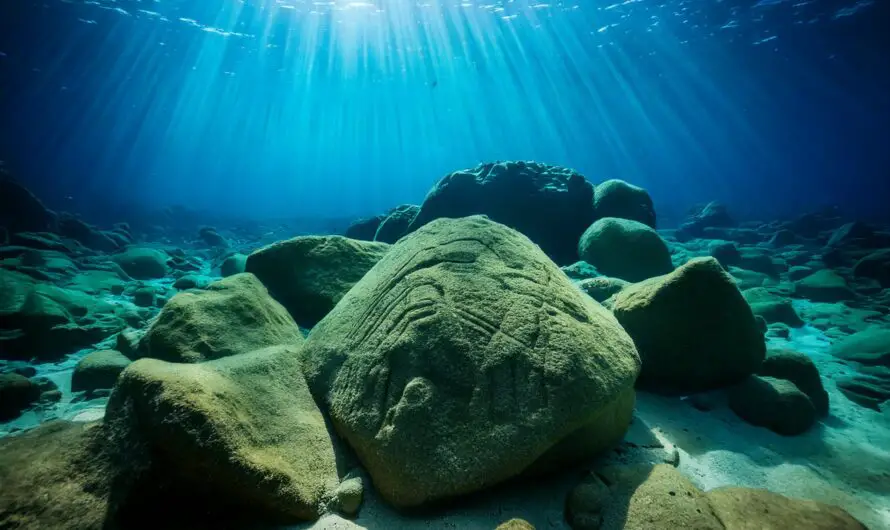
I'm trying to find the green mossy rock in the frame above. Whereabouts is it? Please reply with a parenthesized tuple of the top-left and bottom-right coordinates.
(0, 421, 112, 530)
(577, 217, 673, 282)
(72, 349, 132, 393)
(106, 345, 340, 521)
(743, 288, 805, 327)
(794, 269, 855, 302)
(246, 235, 390, 327)
(220, 253, 247, 277)
(135, 273, 303, 363)
(302, 216, 640, 508)
(592, 179, 656, 228)
(758, 349, 829, 416)
(728, 375, 817, 435)
(706, 487, 867, 529)
(111, 247, 169, 280)
(0, 373, 41, 420)
(611, 257, 765, 393)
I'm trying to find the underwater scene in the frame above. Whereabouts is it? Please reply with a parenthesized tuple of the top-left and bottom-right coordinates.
(1, 0, 889, 528)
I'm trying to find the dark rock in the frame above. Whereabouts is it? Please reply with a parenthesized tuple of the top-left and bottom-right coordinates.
(0, 177, 56, 234)
(577, 217, 673, 283)
(758, 349, 829, 416)
(246, 236, 390, 327)
(610, 257, 765, 394)
(132, 287, 155, 308)
(677, 201, 735, 239)
(781, 208, 843, 239)
(32, 376, 58, 394)
(738, 250, 780, 277)
(114, 327, 144, 358)
(767, 323, 791, 339)
(136, 273, 303, 363)
(701, 227, 763, 244)
(198, 226, 228, 248)
(829, 328, 890, 367)
(743, 288, 804, 327)
(788, 265, 814, 281)
(345, 215, 385, 241)
(0, 373, 41, 420)
(565, 472, 610, 530)
(41, 389, 63, 402)
(825, 222, 877, 249)
(708, 240, 741, 268)
(9, 232, 70, 253)
(728, 375, 817, 435)
(592, 179, 656, 228)
(57, 214, 121, 252)
(374, 204, 420, 244)
(220, 253, 247, 277)
(405, 161, 596, 265)
(755, 315, 768, 334)
(768, 229, 798, 247)
(172, 275, 208, 290)
(72, 349, 132, 392)
(577, 276, 629, 303)
(794, 269, 855, 302)
(853, 249, 890, 288)
(111, 247, 169, 279)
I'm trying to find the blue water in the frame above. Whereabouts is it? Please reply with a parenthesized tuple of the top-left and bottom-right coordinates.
(0, 0, 888, 222)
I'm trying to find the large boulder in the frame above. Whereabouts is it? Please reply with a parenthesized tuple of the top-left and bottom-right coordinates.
(577, 217, 673, 283)
(111, 247, 169, 279)
(246, 236, 391, 327)
(742, 288, 805, 327)
(72, 349, 132, 393)
(301, 216, 640, 508)
(406, 161, 596, 265)
(676, 201, 735, 239)
(106, 345, 341, 522)
(220, 253, 247, 277)
(374, 204, 420, 244)
(57, 214, 122, 252)
(758, 349, 829, 416)
(345, 215, 385, 242)
(135, 273, 303, 363)
(610, 257, 765, 393)
(729, 375, 817, 435)
(592, 179, 656, 228)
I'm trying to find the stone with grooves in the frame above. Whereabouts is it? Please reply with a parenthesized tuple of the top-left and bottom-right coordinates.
(728, 375, 817, 436)
(592, 179, 656, 228)
(246, 235, 390, 327)
(406, 161, 596, 265)
(136, 273, 302, 363)
(72, 349, 132, 392)
(611, 257, 765, 393)
(106, 345, 340, 521)
(577, 217, 673, 282)
(301, 216, 640, 508)
(112, 247, 169, 279)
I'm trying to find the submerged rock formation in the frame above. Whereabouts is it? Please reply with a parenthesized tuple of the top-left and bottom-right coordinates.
(135, 273, 302, 363)
(610, 257, 765, 393)
(302, 216, 640, 507)
(577, 217, 673, 283)
(406, 161, 597, 265)
(592, 179, 656, 228)
(246, 235, 390, 327)
(373, 204, 420, 244)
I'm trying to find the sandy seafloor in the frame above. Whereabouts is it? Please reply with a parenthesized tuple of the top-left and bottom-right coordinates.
(2, 298, 889, 529)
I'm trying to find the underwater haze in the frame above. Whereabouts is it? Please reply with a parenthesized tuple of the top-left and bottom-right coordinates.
(1, 0, 888, 221)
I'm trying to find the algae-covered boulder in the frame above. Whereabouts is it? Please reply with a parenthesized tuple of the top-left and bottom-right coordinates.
(758, 349, 829, 416)
(302, 216, 640, 508)
(577, 217, 673, 283)
(374, 204, 420, 244)
(0, 421, 112, 530)
(246, 236, 390, 327)
(611, 257, 765, 393)
(794, 269, 855, 302)
(0, 372, 41, 420)
(111, 247, 169, 279)
(728, 375, 817, 435)
(220, 253, 247, 277)
(136, 273, 302, 363)
(743, 288, 805, 327)
(72, 349, 132, 393)
(592, 179, 656, 228)
(406, 161, 597, 265)
(106, 345, 340, 521)
(345, 215, 385, 242)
